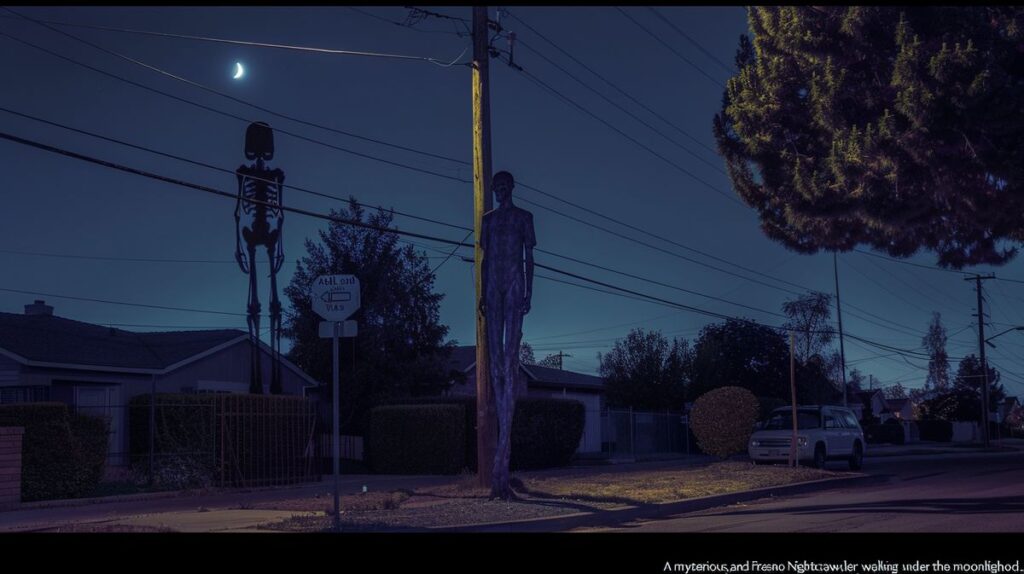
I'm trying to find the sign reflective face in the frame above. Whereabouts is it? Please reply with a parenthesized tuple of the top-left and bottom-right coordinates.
(311, 274, 361, 321)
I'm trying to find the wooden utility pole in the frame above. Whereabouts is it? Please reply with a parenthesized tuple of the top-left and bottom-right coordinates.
(833, 253, 848, 407)
(966, 274, 996, 447)
(788, 332, 798, 468)
(472, 5, 496, 488)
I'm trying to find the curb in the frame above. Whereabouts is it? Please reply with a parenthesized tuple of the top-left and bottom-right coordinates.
(432, 473, 886, 533)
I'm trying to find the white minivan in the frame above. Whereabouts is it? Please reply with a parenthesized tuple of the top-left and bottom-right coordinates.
(748, 405, 865, 470)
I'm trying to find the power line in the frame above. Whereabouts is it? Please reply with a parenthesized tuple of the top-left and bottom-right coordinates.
(0, 287, 245, 317)
(0, 30, 476, 185)
(513, 36, 727, 176)
(1, 6, 469, 67)
(4, 18, 887, 316)
(344, 6, 467, 36)
(613, 7, 726, 89)
(504, 55, 742, 207)
(0, 105, 474, 234)
(3, 105, 796, 321)
(646, 7, 737, 75)
(504, 8, 721, 157)
(852, 248, 970, 276)
(0, 129, 476, 250)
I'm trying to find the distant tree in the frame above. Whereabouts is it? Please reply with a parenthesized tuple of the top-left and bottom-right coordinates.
(953, 354, 1005, 411)
(283, 199, 455, 434)
(885, 383, 908, 400)
(782, 292, 835, 362)
(519, 342, 536, 365)
(598, 329, 689, 411)
(688, 319, 790, 400)
(537, 352, 567, 370)
(714, 7, 1024, 268)
(847, 368, 865, 394)
(922, 313, 951, 394)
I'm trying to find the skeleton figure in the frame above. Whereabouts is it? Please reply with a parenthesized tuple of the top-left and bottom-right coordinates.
(479, 170, 535, 498)
(235, 121, 285, 394)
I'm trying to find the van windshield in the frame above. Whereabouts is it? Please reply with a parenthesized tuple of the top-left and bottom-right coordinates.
(763, 409, 820, 430)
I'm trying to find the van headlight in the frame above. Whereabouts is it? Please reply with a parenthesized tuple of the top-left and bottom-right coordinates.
(797, 437, 808, 447)
(750, 439, 760, 447)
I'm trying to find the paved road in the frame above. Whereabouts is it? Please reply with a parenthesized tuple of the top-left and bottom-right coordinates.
(583, 451, 1024, 532)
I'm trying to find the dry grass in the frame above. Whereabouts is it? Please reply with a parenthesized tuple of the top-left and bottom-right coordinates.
(516, 462, 839, 505)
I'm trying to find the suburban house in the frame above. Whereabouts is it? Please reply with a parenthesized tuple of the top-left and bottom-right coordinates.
(998, 396, 1020, 424)
(848, 389, 892, 423)
(0, 300, 319, 465)
(446, 345, 604, 454)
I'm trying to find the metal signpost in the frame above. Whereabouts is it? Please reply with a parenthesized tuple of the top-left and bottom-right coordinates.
(311, 274, 360, 531)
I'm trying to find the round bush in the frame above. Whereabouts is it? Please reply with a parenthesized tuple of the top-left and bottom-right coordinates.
(690, 387, 760, 459)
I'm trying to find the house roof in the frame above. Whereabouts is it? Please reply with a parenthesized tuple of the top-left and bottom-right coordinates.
(0, 311, 318, 386)
(450, 345, 604, 391)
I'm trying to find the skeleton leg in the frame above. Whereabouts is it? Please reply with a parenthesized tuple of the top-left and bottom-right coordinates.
(267, 243, 282, 395)
(247, 244, 263, 394)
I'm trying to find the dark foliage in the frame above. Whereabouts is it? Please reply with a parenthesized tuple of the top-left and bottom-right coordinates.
(282, 198, 456, 436)
(510, 398, 585, 471)
(599, 329, 689, 410)
(0, 403, 108, 502)
(865, 423, 905, 445)
(368, 405, 465, 475)
(715, 7, 1024, 268)
(689, 319, 790, 400)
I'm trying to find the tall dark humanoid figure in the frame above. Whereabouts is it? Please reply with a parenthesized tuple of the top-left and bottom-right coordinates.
(234, 121, 285, 394)
(479, 170, 535, 499)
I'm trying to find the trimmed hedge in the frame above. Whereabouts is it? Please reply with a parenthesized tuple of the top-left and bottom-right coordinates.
(918, 420, 953, 442)
(690, 387, 760, 458)
(386, 396, 477, 471)
(510, 398, 585, 471)
(0, 403, 109, 502)
(865, 423, 905, 445)
(369, 405, 465, 474)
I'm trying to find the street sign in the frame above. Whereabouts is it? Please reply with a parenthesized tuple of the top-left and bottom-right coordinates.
(312, 274, 361, 322)
(319, 320, 358, 339)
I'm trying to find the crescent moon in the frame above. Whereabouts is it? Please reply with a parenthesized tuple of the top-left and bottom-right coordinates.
(233, 62, 245, 80)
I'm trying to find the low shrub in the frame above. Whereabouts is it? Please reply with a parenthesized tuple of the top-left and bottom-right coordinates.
(0, 403, 109, 501)
(386, 396, 477, 471)
(690, 387, 760, 458)
(369, 405, 465, 474)
(510, 398, 584, 471)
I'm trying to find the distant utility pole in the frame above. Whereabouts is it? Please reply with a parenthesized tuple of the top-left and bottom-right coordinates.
(833, 253, 848, 407)
(788, 332, 798, 468)
(966, 273, 996, 447)
(472, 5, 496, 489)
(551, 350, 572, 370)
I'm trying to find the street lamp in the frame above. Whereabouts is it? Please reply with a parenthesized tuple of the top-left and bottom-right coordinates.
(984, 326, 1024, 348)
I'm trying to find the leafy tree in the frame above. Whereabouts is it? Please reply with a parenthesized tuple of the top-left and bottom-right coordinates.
(689, 319, 790, 400)
(519, 342, 536, 365)
(537, 352, 569, 370)
(714, 7, 1024, 268)
(847, 368, 865, 394)
(598, 329, 689, 410)
(885, 383, 909, 400)
(953, 354, 1005, 411)
(782, 292, 835, 362)
(283, 199, 455, 434)
(922, 312, 951, 394)
(796, 354, 842, 405)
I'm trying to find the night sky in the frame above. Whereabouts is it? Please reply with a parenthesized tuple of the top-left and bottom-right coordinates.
(3, 6, 1024, 397)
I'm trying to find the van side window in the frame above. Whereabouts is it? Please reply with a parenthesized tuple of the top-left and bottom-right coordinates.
(824, 414, 837, 429)
(841, 412, 860, 429)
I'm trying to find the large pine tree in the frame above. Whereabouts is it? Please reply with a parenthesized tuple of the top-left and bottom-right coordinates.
(714, 7, 1024, 268)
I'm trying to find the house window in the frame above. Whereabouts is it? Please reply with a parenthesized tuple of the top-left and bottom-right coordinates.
(0, 385, 50, 404)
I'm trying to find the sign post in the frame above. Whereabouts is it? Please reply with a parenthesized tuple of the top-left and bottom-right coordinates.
(311, 274, 360, 532)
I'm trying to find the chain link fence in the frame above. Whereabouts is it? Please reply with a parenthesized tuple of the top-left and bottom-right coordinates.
(600, 408, 696, 460)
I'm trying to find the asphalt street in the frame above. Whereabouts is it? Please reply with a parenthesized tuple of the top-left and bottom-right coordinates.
(583, 451, 1024, 532)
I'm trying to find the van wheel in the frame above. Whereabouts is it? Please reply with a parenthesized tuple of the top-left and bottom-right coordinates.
(813, 444, 827, 469)
(849, 442, 863, 471)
